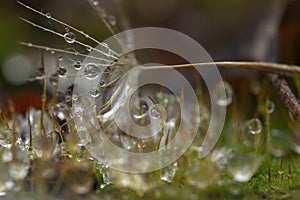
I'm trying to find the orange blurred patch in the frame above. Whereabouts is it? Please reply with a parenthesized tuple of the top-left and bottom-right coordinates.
(3, 90, 44, 114)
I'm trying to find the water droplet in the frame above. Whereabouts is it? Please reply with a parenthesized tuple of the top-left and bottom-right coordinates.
(50, 50, 55, 54)
(118, 134, 135, 151)
(72, 183, 92, 195)
(86, 45, 92, 52)
(99, 80, 105, 87)
(92, 0, 99, 6)
(160, 162, 178, 183)
(269, 129, 288, 157)
(64, 32, 76, 44)
(0, 192, 6, 197)
(104, 66, 111, 73)
(247, 118, 262, 135)
(186, 159, 220, 189)
(35, 67, 44, 79)
(98, 7, 107, 17)
(77, 128, 92, 146)
(90, 88, 100, 98)
(49, 72, 58, 86)
(227, 152, 262, 182)
(101, 43, 111, 57)
(0, 129, 12, 148)
(34, 135, 55, 159)
(243, 119, 263, 148)
(9, 161, 29, 180)
(213, 81, 233, 106)
(73, 61, 82, 70)
(210, 147, 233, 170)
(137, 139, 145, 149)
(57, 66, 67, 78)
(65, 27, 69, 32)
(72, 94, 79, 101)
(150, 106, 161, 119)
(108, 15, 117, 26)
(130, 99, 149, 120)
(58, 55, 63, 61)
(266, 100, 275, 114)
(1, 150, 12, 162)
(45, 12, 51, 19)
(83, 63, 100, 80)
(4, 180, 14, 191)
(65, 95, 72, 102)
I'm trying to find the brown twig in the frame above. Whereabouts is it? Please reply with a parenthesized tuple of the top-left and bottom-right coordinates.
(268, 74, 300, 123)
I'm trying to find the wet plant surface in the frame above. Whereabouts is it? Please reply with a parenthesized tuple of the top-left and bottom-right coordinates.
(1, 0, 300, 199)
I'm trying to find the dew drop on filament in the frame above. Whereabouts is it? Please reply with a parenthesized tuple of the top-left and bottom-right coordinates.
(58, 55, 63, 61)
(266, 99, 275, 114)
(49, 73, 58, 86)
(86, 45, 92, 52)
(108, 15, 117, 26)
(73, 61, 82, 70)
(45, 12, 51, 19)
(57, 67, 67, 78)
(83, 63, 100, 80)
(247, 118, 262, 135)
(92, 0, 99, 6)
(35, 67, 44, 79)
(64, 32, 76, 44)
(99, 80, 106, 87)
(90, 88, 100, 98)
(213, 81, 233, 106)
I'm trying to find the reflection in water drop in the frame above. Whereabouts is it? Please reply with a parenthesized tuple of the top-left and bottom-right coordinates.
(210, 147, 233, 170)
(243, 118, 263, 148)
(9, 161, 29, 180)
(49, 72, 58, 86)
(86, 45, 92, 52)
(149, 105, 161, 119)
(73, 61, 82, 70)
(137, 139, 146, 149)
(45, 12, 51, 19)
(83, 63, 100, 80)
(247, 118, 262, 135)
(160, 162, 178, 183)
(1, 150, 12, 163)
(58, 55, 63, 61)
(90, 88, 100, 98)
(266, 99, 275, 114)
(35, 67, 44, 79)
(57, 66, 67, 78)
(213, 81, 233, 106)
(91, 0, 99, 6)
(227, 152, 262, 182)
(186, 159, 220, 189)
(0, 129, 12, 149)
(108, 15, 117, 26)
(64, 32, 76, 44)
(268, 129, 289, 157)
(130, 99, 149, 120)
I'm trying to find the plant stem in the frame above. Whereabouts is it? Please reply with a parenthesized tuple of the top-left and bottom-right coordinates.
(269, 74, 300, 123)
(144, 61, 300, 77)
